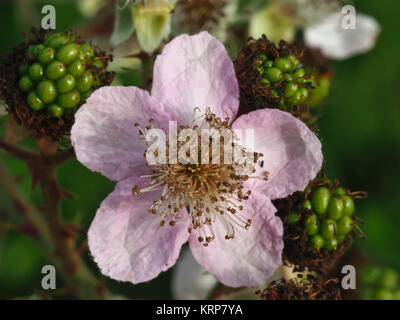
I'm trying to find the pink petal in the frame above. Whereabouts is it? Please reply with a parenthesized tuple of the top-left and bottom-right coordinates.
(233, 109, 323, 200)
(71, 86, 172, 181)
(152, 32, 239, 126)
(88, 176, 190, 284)
(189, 190, 283, 287)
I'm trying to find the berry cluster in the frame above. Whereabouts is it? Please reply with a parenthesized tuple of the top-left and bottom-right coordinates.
(288, 186, 356, 252)
(18, 32, 104, 118)
(256, 54, 314, 108)
(362, 266, 400, 300)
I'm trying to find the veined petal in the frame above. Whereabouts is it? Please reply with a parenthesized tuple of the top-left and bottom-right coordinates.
(304, 12, 381, 60)
(189, 190, 283, 288)
(71, 86, 172, 181)
(152, 32, 239, 126)
(233, 109, 323, 200)
(88, 176, 190, 284)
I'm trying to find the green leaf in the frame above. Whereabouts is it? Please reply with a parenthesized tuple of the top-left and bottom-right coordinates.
(110, 0, 135, 48)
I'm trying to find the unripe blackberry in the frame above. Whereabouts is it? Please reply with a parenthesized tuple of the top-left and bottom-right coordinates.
(274, 176, 366, 274)
(301, 184, 362, 253)
(16, 31, 111, 120)
(234, 36, 332, 126)
(0, 29, 114, 141)
(256, 54, 316, 109)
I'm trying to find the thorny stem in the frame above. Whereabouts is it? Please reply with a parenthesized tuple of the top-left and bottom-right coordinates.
(0, 137, 106, 299)
(0, 137, 38, 162)
(0, 161, 52, 243)
(38, 163, 80, 275)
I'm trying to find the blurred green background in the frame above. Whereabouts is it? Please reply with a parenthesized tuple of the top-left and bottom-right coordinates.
(0, 0, 399, 299)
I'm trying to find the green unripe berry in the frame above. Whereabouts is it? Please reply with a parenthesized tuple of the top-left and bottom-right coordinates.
(297, 87, 309, 104)
(76, 71, 94, 92)
(342, 195, 355, 216)
(284, 82, 298, 98)
(79, 89, 93, 104)
(337, 234, 346, 243)
(68, 60, 86, 77)
(48, 35, 69, 50)
(81, 43, 94, 58)
(327, 197, 344, 220)
(288, 212, 301, 225)
(306, 214, 319, 236)
(274, 58, 292, 72)
(27, 45, 45, 59)
(56, 74, 76, 93)
(337, 216, 352, 236)
(265, 67, 283, 83)
(320, 219, 337, 240)
(46, 61, 67, 80)
(302, 200, 312, 211)
(363, 266, 382, 285)
(56, 43, 79, 64)
(284, 73, 294, 82)
(260, 78, 270, 86)
(291, 90, 304, 105)
(333, 187, 346, 197)
(311, 187, 331, 215)
(19, 76, 33, 92)
(38, 47, 55, 65)
(311, 234, 325, 250)
(294, 68, 306, 80)
(376, 289, 394, 300)
(27, 45, 36, 58)
(288, 55, 300, 70)
(47, 103, 64, 118)
(310, 77, 331, 107)
(58, 90, 80, 109)
(325, 238, 338, 251)
(27, 92, 44, 110)
(44, 33, 61, 46)
(18, 64, 29, 76)
(380, 268, 398, 290)
(91, 58, 103, 69)
(28, 63, 44, 82)
(78, 47, 89, 61)
(37, 80, 57, 103)
(263, 60, 273, 69)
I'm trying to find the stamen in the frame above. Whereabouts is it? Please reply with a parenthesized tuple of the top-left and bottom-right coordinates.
(131, 109, 262, 244)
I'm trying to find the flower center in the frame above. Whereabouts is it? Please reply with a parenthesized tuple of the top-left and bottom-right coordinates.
(132, 108, 263, 246)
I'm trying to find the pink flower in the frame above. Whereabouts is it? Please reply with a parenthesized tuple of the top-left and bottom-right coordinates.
(71, 32, 323, 287)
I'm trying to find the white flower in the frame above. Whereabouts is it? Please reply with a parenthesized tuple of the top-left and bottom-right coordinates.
(304, 12, 381, 60)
